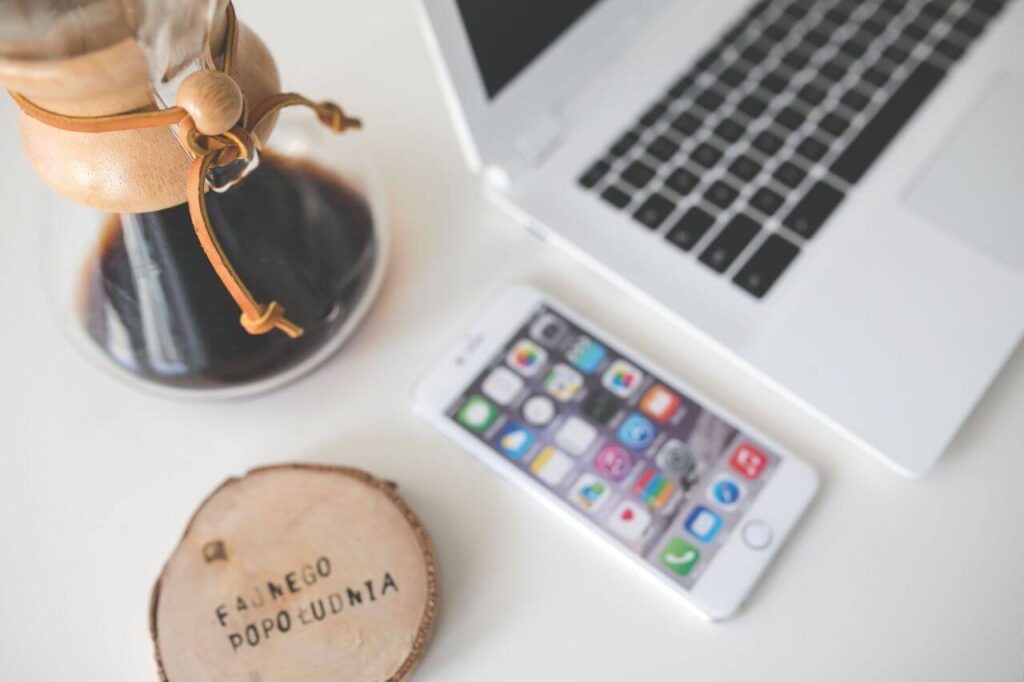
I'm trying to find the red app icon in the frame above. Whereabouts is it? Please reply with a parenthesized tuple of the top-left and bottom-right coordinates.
(730, 443, 768, 479)
(639, 384, 681, 423)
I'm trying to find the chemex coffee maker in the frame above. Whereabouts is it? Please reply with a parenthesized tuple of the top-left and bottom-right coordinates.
(0, 0, 387, 398)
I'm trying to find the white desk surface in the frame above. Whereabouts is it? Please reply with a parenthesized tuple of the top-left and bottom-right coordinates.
(1, 2, 1022, 680)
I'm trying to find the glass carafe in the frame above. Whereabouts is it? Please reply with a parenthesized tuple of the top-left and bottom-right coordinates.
(0, 0, 386, 399)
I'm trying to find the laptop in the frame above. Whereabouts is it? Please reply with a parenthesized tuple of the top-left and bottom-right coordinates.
(418, 0, 1024, 476)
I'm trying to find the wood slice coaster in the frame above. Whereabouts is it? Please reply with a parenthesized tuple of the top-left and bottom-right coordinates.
(151, 464, 438, 681)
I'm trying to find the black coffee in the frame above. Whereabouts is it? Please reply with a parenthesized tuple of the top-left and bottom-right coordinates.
(80, 154, 378, 390)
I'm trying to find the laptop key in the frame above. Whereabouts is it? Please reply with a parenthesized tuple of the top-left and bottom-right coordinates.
(634, 193, 676, 229)
(832, 61, 945, 184)
(783, 181, 844, 238)
(819, 112, 850, 138)
(776, 106, 806, 132)
(622, 160, 656, 188)
(668, 75, 695, 98)
(804, 29, 829, 48)
(773, 160, 806, 189)
(579, 160, 611, 188)
(665, 167, 699, 196)
(601, 185, 632, 209)
(728, 155, 762, 182)
(952, 15, 984, 39)
(695, 47, 721, 71)
(752, 130, 784, 155)
(920, 1, 949, 20)
(819, 59, 848, 82)
(969, 1, 1006, 22)
(719, 67, 747, 88)
(705, 180, 739, 210)
(882, 43, 910, 66)
(797, 82, 827, 107)
(764, 22, 789, 42)
(933, 38, 965, 61)
(647, 135, 681, 162)
(740, 41, 770, 65)
(782, 49, 810, 71)
(761, 71, 788, 94)
(840, 88, 871, 112)
(691, 142, 723, 168)
(666, 207, 715, 251)
(751, 186, 785, 216)
(640, 102, 668, 127)
(837, 36, 867, 59)
(733, 234, 800, 297)
(610, 130, 640, 157)
(796, 135, 829, 163)
(699, 214, 760, 273)
(902, 21, 928, 42)
(714, 118, 746, 144)
(737, 93, 769, 119)
(784, 3, 807, 19)
(696, 88, 725, 111)
(671, 111, 703, 136)
(861, 66, 888, 88)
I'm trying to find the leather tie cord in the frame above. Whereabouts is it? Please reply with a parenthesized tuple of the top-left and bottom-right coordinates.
(7, 2, 362, 338)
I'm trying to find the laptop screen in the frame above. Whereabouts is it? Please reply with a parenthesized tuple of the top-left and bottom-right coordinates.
(456, 0, 601, 100)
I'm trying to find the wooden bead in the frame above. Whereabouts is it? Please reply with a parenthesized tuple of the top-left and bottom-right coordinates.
(176, 70, 244, 136)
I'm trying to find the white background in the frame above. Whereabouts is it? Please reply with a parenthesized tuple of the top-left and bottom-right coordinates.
(0, 1, 1022, 679)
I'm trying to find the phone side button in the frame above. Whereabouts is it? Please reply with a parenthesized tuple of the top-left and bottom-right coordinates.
(741, 520, 773, 551)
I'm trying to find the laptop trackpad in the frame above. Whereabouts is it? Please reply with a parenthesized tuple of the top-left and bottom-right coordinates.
(905, 71, 1024, 270)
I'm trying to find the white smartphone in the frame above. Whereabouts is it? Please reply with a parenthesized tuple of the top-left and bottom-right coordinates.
(413, 284, 819, 620)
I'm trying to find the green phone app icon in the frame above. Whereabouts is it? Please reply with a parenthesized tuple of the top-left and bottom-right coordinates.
(457, 395, 498, 433)
(660, 537, 700, 577)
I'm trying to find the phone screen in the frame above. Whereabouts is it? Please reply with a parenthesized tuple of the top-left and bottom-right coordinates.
(445, 304, 780, 588)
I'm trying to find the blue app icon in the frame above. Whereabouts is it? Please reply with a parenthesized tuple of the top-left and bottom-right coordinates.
(685, 505, 723, 543)
(495, 422, 534, 460)
(617, 413, 657, 450)
(567, 335, 607, 374)
(710, 476, 744, 508)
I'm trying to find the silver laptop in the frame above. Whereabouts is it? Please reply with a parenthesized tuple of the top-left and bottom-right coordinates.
(418, 0, 1024, 476)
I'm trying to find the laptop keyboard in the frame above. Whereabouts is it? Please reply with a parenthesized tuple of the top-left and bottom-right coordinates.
(577, 0, 1007, 298)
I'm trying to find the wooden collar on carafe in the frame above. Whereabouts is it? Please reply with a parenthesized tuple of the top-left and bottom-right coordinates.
(7, 2, 362, 338)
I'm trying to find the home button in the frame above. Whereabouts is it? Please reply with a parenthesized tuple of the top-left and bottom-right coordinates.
(742, 520, 773, 550)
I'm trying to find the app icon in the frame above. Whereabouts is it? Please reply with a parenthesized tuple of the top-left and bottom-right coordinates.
(481, 366, 524, 406)
(640, 384, 681, 423)
(730, 443, 769, 480)
(708, 474, 745, 510)
(617, 413, 657, 451)
(495, 422, 534, 460)
(607, 499, 652, 542)
(660, 537, 701, 577)
(530, 313, 569, 347)
(567, 335, 607, 373)
(655, 439, 696, 478)
(531, 446, 574, 486)
(602, 360, 644, 398)
(543, 363, 584, 401)
(633, 468, 677, 510)
(506, 339, 547, 377)
(570, 473, 611, 512)
(554, 417, 598, 456)
(581, 390, 620, 425)
(685, 505, 723, 543)
(593, 445, 635, 481)
(456, 395, 498, 433)
(521, 394, 556, 427)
